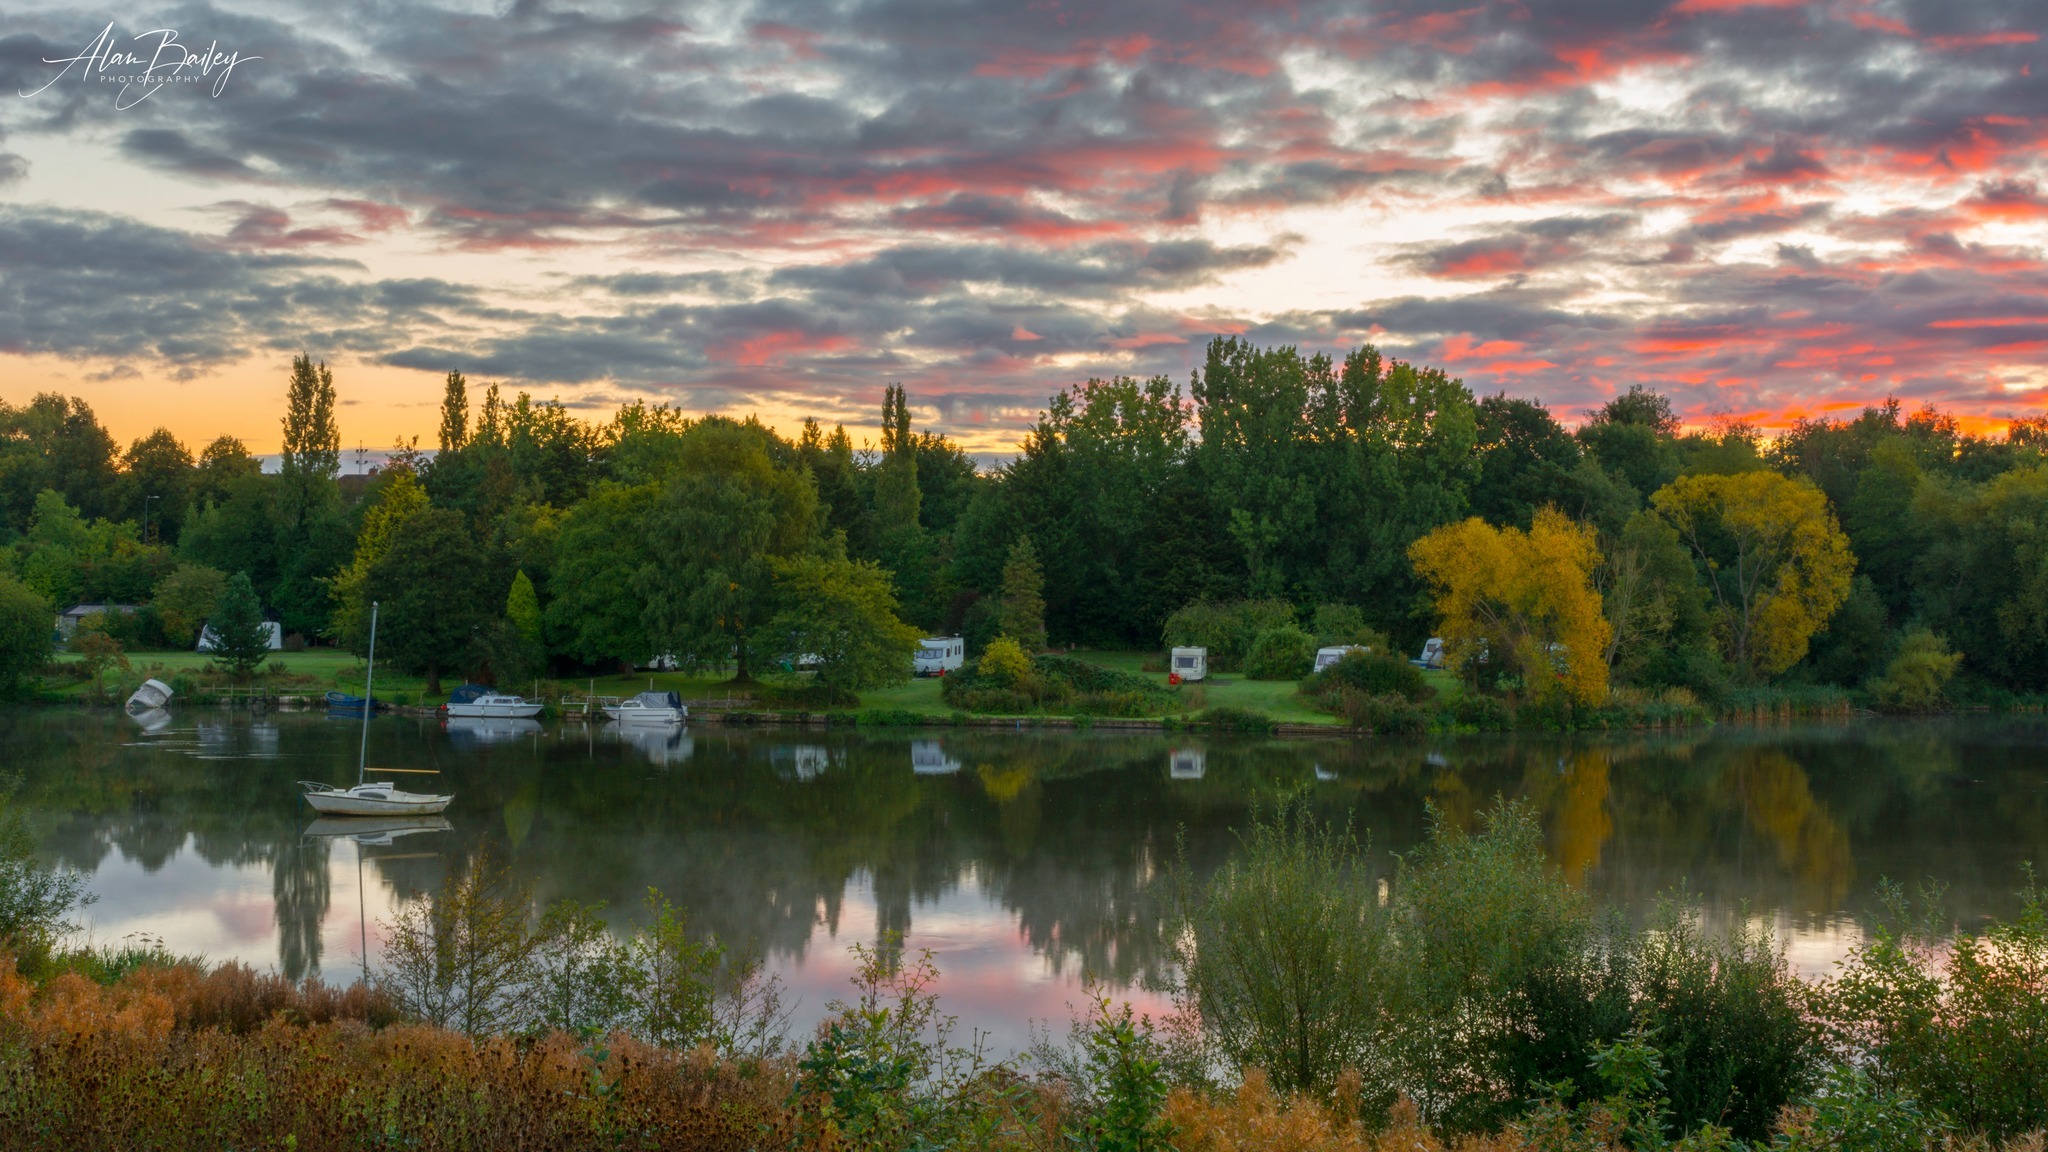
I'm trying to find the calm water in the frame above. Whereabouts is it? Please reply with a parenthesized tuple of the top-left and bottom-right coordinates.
(6, 709, 2048, 1050)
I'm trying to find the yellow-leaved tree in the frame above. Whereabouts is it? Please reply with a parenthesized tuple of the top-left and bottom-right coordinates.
(1649, 471, 1853, 680)
(1408, 506, 1611, 705)
(327, 467, 428, 649)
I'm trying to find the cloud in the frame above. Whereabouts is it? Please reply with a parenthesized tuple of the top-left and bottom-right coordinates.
(0, 0, 2044, 437)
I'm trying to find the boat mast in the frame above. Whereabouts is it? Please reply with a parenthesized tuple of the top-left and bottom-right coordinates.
(358, 601, 378, 787)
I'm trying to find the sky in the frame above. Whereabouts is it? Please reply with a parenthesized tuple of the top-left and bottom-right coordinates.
(0, 0, 2043, 457)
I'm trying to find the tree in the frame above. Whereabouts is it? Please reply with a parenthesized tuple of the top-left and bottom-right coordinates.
(1597, 509, 1711, 682)
(1868, 629, 1962, 712)
(507, 569, 542, 645)
(438, 369, 470, 454)
(0, 573, 50, 698)
(191, 435, 262, 508)
(67, 620, 127, 694)
(119, 427, 193, 543)
(1578, 385, 1679, 500)
(638, 420, 819, 682)
(769, 553, 921, 690)
(364, 507, 494, 694)
(280, 354, 341, 485)
(1913, 465, 2048, 689)
(327, 468, 429, 650)
(152, 564, 226, 649)
(1471, 394, 1583, 529)
(1409, 507, 1612, 705)
(1651, 471, 1853, 680)
(546, 483, 660, 666)
(999, 535, 1047, 652)
(0, 771, 95, 956)
(208, 571, 272, 681)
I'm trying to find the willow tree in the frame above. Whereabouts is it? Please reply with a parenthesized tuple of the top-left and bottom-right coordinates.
(1409, 506, 1611, 705)
(1650, 471, 1853, 680)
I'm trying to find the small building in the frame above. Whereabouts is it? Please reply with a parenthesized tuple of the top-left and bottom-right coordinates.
(1169, 646, 1208, 682)
(1313, 644, 1370, 673)
(197, 621, 284, 652)
(914, 636, 964, 677)
(55, 603, 140, 639)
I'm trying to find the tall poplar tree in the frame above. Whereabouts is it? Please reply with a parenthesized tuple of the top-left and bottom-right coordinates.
(280, 354, 340, 487)
(999, 535, 1047, 651)
(438, 370, 469, 454)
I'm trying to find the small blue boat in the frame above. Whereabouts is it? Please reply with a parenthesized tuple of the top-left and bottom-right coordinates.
(325, 690, 376, 711)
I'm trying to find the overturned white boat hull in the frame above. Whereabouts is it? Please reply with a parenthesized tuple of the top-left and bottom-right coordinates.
(125, 678, 174, 712)
(300, 781, 453, 817)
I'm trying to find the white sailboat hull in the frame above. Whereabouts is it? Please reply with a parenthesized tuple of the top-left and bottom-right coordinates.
(603, 705, 687, 723)
(301, 782, 452, 817)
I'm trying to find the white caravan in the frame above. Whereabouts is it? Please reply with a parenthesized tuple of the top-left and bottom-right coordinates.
(914, 636, 965, 677)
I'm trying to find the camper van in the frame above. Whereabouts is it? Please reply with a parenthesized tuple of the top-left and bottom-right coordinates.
(1169, 646, 1208, 682)
(914, 636, 965, 677)
(1313, 644, 1370, 673)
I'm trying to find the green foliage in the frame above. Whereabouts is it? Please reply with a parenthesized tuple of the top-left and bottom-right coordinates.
(1818, 876, 2048, 1138)
(1191, 706, 1275, 732)
(943, 649, 1177, 716)
(1337, 690, 1433, 734)
(505, 569, 543, 645)
(363, 507, 492, 694)
(1059, 993, 1176, 1152)
(206, 571, 270, 681)
(769, 552, 921, 690)
(1867, 628, 1962, 713)
(151, 563, 225, 648)
(637, 419, 819, 681)
(1307, 649, 1433, 702)
(978, 635, 1033, 686)
(999, 535, 1047, 652)
(0, 771, 95, 960)
(1174, 801, 1398, 1098)
(0, 571, 51, 697)
(66, 619, 128, 693)
(1244, 623, 1316, 680)
(1633, 900, 1821, 1140)
(545, 482, 659, 666)
(1161, 598, 1296, 672)
(1446, 691, 1514, 731)
(789, 940, 999, 1152)
(1309, 602, 1387, 649)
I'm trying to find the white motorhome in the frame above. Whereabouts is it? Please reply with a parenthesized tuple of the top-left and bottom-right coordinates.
(1313, 644, 1370, 673)
(1415, 637, 1446, 669)
(914, 636, 965, 677)
(1169, 646, 1208, 682)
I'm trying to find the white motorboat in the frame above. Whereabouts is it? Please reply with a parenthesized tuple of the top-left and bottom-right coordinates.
(299, 601, 455, 819)
(443, 691, 544, 719)
(300, 781, 453, 816)
(603, 690, 687, 724)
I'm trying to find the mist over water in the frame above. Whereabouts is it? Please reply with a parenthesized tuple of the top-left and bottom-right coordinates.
(8, 709, 2047, 1053)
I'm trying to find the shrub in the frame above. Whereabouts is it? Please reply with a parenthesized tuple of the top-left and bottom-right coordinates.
(943, 652, 1175, 717)
(1819, 876, 2048, 1139)
(979, 635, 1033, 686)
(1633, 899, 1822, 1140)
(854, 708, 927, 726)
(1308, 650, 1433, 702)
(1447, 692, 1513, 731)
(1244, 624, 1316, 681)
(1867, 629, 1963, 713)
(1191, 706, 1274, 733)
(0, 771, 95, 962)
(1338, 690, 1432, 735)
(1161, 599, 1297, 672)
(1044, 992, 1176, 1152)
(1172, 801, 1399, 1099)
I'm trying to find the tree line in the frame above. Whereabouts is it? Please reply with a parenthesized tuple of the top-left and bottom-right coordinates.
(2, 337, 2046, 703)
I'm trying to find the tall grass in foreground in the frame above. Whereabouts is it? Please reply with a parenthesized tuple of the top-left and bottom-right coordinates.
(4, 776, 2048, 1149)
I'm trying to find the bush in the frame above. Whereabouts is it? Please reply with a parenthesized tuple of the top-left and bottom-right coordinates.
(1338, 690, 1432, 735)
(1172, 801, 1398, 1098)
(1867, 629, 1963, 713)
(1243, 624, 1316, 681)
(1308, 603, 1389, 651)
(1819, 876, 2048, 1139)
(1307, 649, 1433, 702)
(1161, 599, 1296, 672)
(943, 652, 1176, 717)
(0, 771, 95, 962)
(1447, 692, 1513, 731)
(979, 635, 1033, 686)
(1634, 899, 1821, 1140)
(1191, 706, 1274, 733)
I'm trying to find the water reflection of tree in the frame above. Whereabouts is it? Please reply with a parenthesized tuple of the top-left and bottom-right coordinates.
(14, 710, 2048, 994)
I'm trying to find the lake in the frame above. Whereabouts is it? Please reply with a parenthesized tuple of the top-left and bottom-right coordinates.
(6, 708, 2047, 1052)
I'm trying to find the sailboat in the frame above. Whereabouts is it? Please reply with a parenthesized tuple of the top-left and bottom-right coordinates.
(300, 601, 455, 818)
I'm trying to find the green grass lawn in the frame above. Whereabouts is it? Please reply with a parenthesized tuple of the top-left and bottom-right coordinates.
(851, 649, 1353, 726)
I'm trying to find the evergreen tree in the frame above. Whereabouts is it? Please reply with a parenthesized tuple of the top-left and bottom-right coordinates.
(1000, 535, 1047, 651)
(207, 571, 271, 681)
(507, 570, 543, 644)
(438, 370, 469, 454)
(873, 384, 923, 538)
